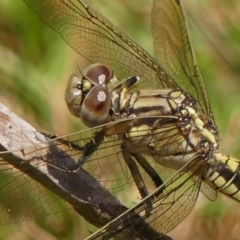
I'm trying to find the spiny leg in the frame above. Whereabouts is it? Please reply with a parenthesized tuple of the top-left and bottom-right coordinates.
(122, 147, 154, 213)
(130, 152, 164, 188)
(42, 131, 105, 171)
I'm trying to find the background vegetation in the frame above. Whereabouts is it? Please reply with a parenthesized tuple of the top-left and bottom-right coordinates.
(0, 0, 240, 239)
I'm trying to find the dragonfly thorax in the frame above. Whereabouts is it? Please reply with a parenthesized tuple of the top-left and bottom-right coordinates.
(115, 88, 220, 171)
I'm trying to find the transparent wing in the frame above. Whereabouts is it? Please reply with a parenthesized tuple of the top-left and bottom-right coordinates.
(23, 0, 182, 91)
(86, 157, 204, 240)
(151, 0, 212, 117)
(0, 117, 174, 224)
(0, 114, 206, 229)
(22, 0, 213, 118)
(0, 159, 72, 223)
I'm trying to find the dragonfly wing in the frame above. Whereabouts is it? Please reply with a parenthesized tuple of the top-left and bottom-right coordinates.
(23, 0, 175, 90)
(200, 181, 217, 201)
(0, 154, 72, 223)
(86, 158, 204, 239)
(0, 115, 176, 223)
(151, 0, 212, 117)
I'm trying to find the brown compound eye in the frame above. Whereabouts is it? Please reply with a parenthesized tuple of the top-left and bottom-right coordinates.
(82, 63, 113, 85)
(80, 85, 111, 127)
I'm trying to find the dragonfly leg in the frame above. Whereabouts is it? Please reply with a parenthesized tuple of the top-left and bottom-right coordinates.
(42, 132, 84, 152)
(122, 148, 154, 213)
(130, 152, 164, 188)
(42, 131, 105, 171)
(70, 130, 105, 170)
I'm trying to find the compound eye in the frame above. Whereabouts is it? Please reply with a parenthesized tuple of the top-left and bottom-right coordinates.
(65, 75, 83, 118)
(80, 85, 111, 127)
(82, 63, 113, 85)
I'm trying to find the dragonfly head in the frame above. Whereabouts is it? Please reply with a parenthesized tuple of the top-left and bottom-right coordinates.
(65, 63, 114, 127)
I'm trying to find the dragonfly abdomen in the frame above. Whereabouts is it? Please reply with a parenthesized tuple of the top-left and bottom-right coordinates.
(205, 153, 240, 202)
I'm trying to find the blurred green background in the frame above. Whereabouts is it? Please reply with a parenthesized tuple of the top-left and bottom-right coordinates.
(0, 0, 240, 239)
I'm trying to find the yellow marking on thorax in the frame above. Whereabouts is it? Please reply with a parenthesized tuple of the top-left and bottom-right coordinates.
(186, 106, 217, 147)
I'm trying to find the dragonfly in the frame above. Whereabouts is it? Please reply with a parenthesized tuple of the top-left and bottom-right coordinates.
(0, 0, 239, 239)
